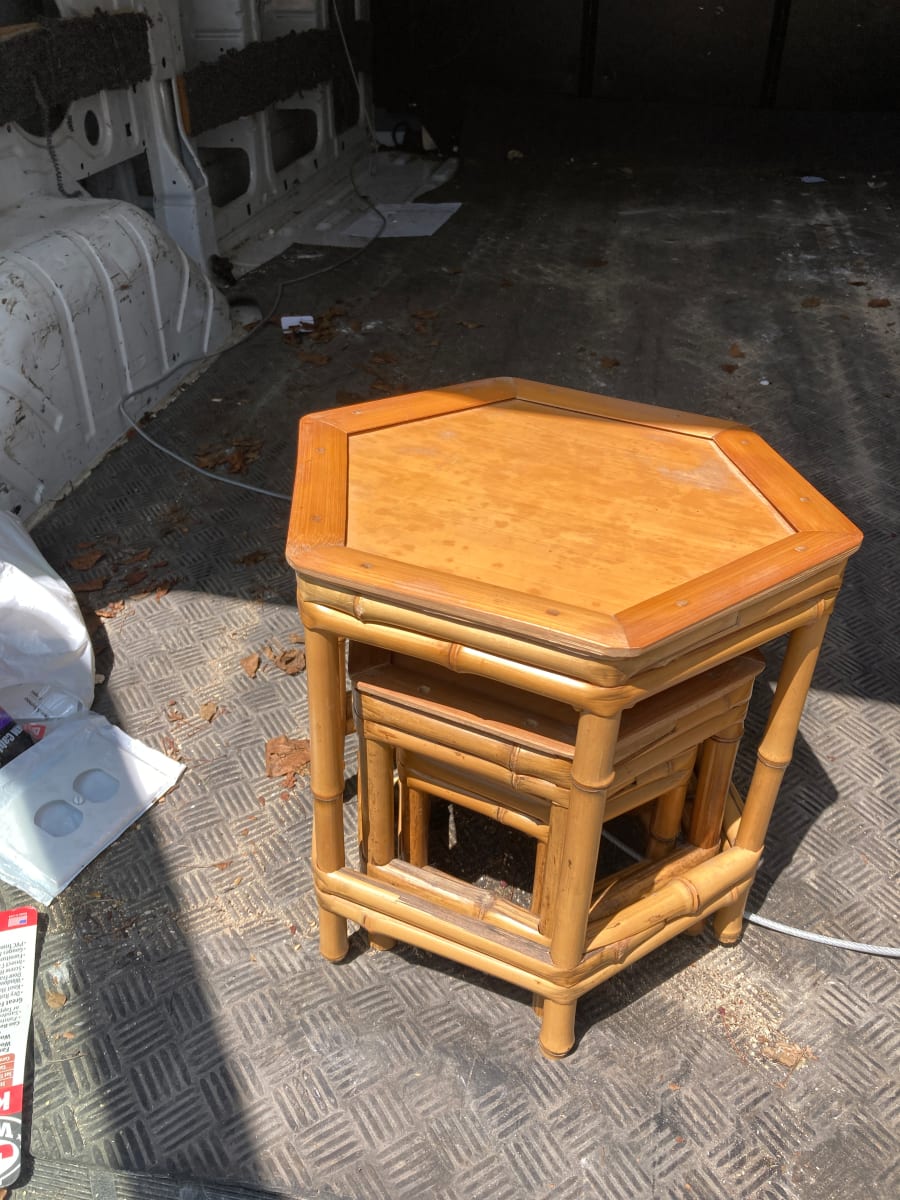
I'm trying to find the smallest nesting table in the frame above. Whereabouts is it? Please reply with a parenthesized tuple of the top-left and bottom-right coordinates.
(286, 378, 862, 1055)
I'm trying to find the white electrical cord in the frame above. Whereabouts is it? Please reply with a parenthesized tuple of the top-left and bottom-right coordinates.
(118, 151, 387, 497)
(600, 827, 900, 959)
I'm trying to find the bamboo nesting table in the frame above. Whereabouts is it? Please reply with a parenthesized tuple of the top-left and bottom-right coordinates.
(285, 378, 862, 1057)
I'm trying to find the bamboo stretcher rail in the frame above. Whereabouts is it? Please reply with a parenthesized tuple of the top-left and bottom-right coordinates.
(313, 844, 760, 990)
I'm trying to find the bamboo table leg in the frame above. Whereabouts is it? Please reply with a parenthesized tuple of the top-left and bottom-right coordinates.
(540, 710, 622, 1058)
(306, 626, 350, 962)
(713, 608, 831, 944)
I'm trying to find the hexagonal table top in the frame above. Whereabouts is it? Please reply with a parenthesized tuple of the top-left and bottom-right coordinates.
(287, 378, 862, 657)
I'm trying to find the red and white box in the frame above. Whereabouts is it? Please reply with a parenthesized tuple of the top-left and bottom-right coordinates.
(0, 906, 37, 1188)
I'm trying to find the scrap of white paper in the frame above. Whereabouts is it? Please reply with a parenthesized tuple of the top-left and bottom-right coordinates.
(280, 315, 315, 332)
(343, 202, 461, 240)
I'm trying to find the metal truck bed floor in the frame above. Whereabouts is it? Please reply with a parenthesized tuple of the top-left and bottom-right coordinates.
(6, 98, 899, 1200)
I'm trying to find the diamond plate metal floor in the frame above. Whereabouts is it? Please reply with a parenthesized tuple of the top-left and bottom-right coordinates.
(4, 100, 899, 1200)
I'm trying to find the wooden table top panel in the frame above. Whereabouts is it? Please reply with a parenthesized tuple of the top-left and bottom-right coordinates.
(345, 400, 793, 615)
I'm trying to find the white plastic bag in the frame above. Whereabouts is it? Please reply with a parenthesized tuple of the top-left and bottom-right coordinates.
(0, 512, 95, 720)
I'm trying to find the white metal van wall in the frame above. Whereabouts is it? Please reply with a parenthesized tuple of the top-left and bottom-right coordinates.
(0, 1, 371, 521)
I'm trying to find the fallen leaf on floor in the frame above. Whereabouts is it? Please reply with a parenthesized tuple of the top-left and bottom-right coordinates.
(95, 599, 126, 620)
(370, 351, 398, 365)
(123, 568, 148, 588)
(258, 795, 267, 807)
(161, 734, 182, 761)
(155, 578, 177, 602)
(241, 652, 261, 678)
(195, 439, 262, 475)
(848, 279, 867, 286)
(600, 356, 621, 369)
(61, 1031, 76, 1040)
(166, 701, 186, 723)
(800, 297, 821, 308)
(728, 343, 746, 358)
(266, 735, 311, 778)
(458, 320, 483, 330)
(199, 701, 221, 722)
(412, 309, 439, 320)
(721, 363, 739, 374)
(68, 550, 104, 571)
(236, 550, 269, 565)
(758, 1034, 816, 1071)
(45, 990, 67, 1010)
(151, 560, 169, 569)
(160, 505, 191, 536)
(264, 646, 306, 675)
(310, 305, 347, 344)
(296, 350, 331, 366)
(70, 577, 108, 593)
(288, 632, 304, 644)
(123, 548, 152, 564)
(212, 860, 232, 871)
(868, 297, 891, 308)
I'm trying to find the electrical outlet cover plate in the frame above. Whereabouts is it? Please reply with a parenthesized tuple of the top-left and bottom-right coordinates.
(0, 712, 184, 904)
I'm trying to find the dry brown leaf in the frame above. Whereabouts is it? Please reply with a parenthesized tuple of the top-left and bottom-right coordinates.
(800, 296, 821, 308)
(370, 350, 398, 365)
(123, 548, 152, 564)
(868, 297, 892, 308)
(68, 550, 104, 571)
(95, 600, 126, 620)
(264, 646, 306, 675)
(236, 550, 269, 565)
(199, 701, 221, 722)
(848, 279, 867, 286)
(166, 701, 186, 723)
(123, 568, 148, 588)
(46, 990, 68, 1010)
(161, 734, 182, 761)
(288, 632, 305, 644)
(457, 320, 483, 330)
(241, 652, 261, 678)
(721, 362, 739, 374)
(154, 578, 177, 602)
(212, 860, 232, 871)
(296, 350, 331, 366)
(266, 735, 311, 778)
(728, 343, 746, 358)
(61, 1031, 76, 1040)
(70, 577, 108, 594)
(600, 356, 621, 369)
